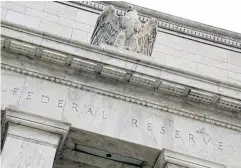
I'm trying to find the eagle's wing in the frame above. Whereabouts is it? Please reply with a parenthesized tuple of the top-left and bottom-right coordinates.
(137, 18, 158, 56)
(91, 5, 121, 46)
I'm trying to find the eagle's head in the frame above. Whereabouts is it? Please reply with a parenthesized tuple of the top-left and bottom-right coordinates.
(126, 5, 134, 12)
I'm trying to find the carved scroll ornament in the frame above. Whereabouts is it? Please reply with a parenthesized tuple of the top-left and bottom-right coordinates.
(90, 5, 158, 56)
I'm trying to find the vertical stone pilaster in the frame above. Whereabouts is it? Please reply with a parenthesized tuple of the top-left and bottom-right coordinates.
(1, 108, 70, 168)
(2, 123, 60, 168)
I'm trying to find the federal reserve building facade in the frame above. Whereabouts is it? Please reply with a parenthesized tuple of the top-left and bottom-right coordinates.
(1, 1, 241, 168)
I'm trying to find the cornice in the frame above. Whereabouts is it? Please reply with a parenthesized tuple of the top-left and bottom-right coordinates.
(67, 1, 241, 50)
(1, 21, 241, 91)
(1, 63, 241, 133)
(1, 22, 241, 114)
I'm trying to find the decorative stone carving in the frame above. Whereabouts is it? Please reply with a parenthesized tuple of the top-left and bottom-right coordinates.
(90, 5, 158, 56)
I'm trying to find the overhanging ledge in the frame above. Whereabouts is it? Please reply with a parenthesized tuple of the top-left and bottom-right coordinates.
(154, 149, 226, 168)
(1, 20, 240, 91)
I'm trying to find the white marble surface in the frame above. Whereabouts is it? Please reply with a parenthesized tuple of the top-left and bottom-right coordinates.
(171, 118, 241, 167)
(44, 2, 77, 20)
(5, 10, 41, 29)
(1, 1, 241, 86)
(2, 137, 57, 168)
(156, 149, 226, 168)
(7, 123, 60, 145)
(1, 70, 26, 109)
(62, 87, 241, 168)
(1, 70, 241, 168)
(165, 163, 185, 168)
(1, 2, 241, 168)
(17, 75, 69, 120)
(62, 87, 174, 149)
(2, 123, 60, 168)
(13, 1, 46, 11)
(1, 24, 240, 100)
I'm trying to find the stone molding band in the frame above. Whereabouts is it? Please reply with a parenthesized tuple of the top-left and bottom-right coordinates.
(7, 133, 58, 148)
(1, 20, 241, 90)
(1, 63, 241, 132)
(66, 1, 241, 50)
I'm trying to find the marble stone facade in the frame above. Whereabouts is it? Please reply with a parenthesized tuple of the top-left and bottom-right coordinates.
(1, 1, 241, 168)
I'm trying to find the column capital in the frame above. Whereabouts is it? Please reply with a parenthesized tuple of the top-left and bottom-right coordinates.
(154, 149, 226, 168)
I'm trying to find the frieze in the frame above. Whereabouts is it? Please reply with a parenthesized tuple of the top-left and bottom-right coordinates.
(2, 74, 241, 163)
(1, 63, 241, 132)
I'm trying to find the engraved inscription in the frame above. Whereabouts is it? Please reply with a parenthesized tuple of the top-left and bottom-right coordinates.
(6, 86, 241, 155)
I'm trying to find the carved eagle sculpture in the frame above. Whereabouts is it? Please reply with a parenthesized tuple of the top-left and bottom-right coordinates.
(90, 5, 158, 56)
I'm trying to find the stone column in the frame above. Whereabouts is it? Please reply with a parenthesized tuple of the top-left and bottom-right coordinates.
(154, 149, 226, 168)
(1, 108, 70, 168)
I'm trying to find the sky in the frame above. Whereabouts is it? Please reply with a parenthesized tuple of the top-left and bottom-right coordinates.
(124, 0, 241, 33)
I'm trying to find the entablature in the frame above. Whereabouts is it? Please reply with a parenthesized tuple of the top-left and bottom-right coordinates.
(1, 21, 241, 119)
